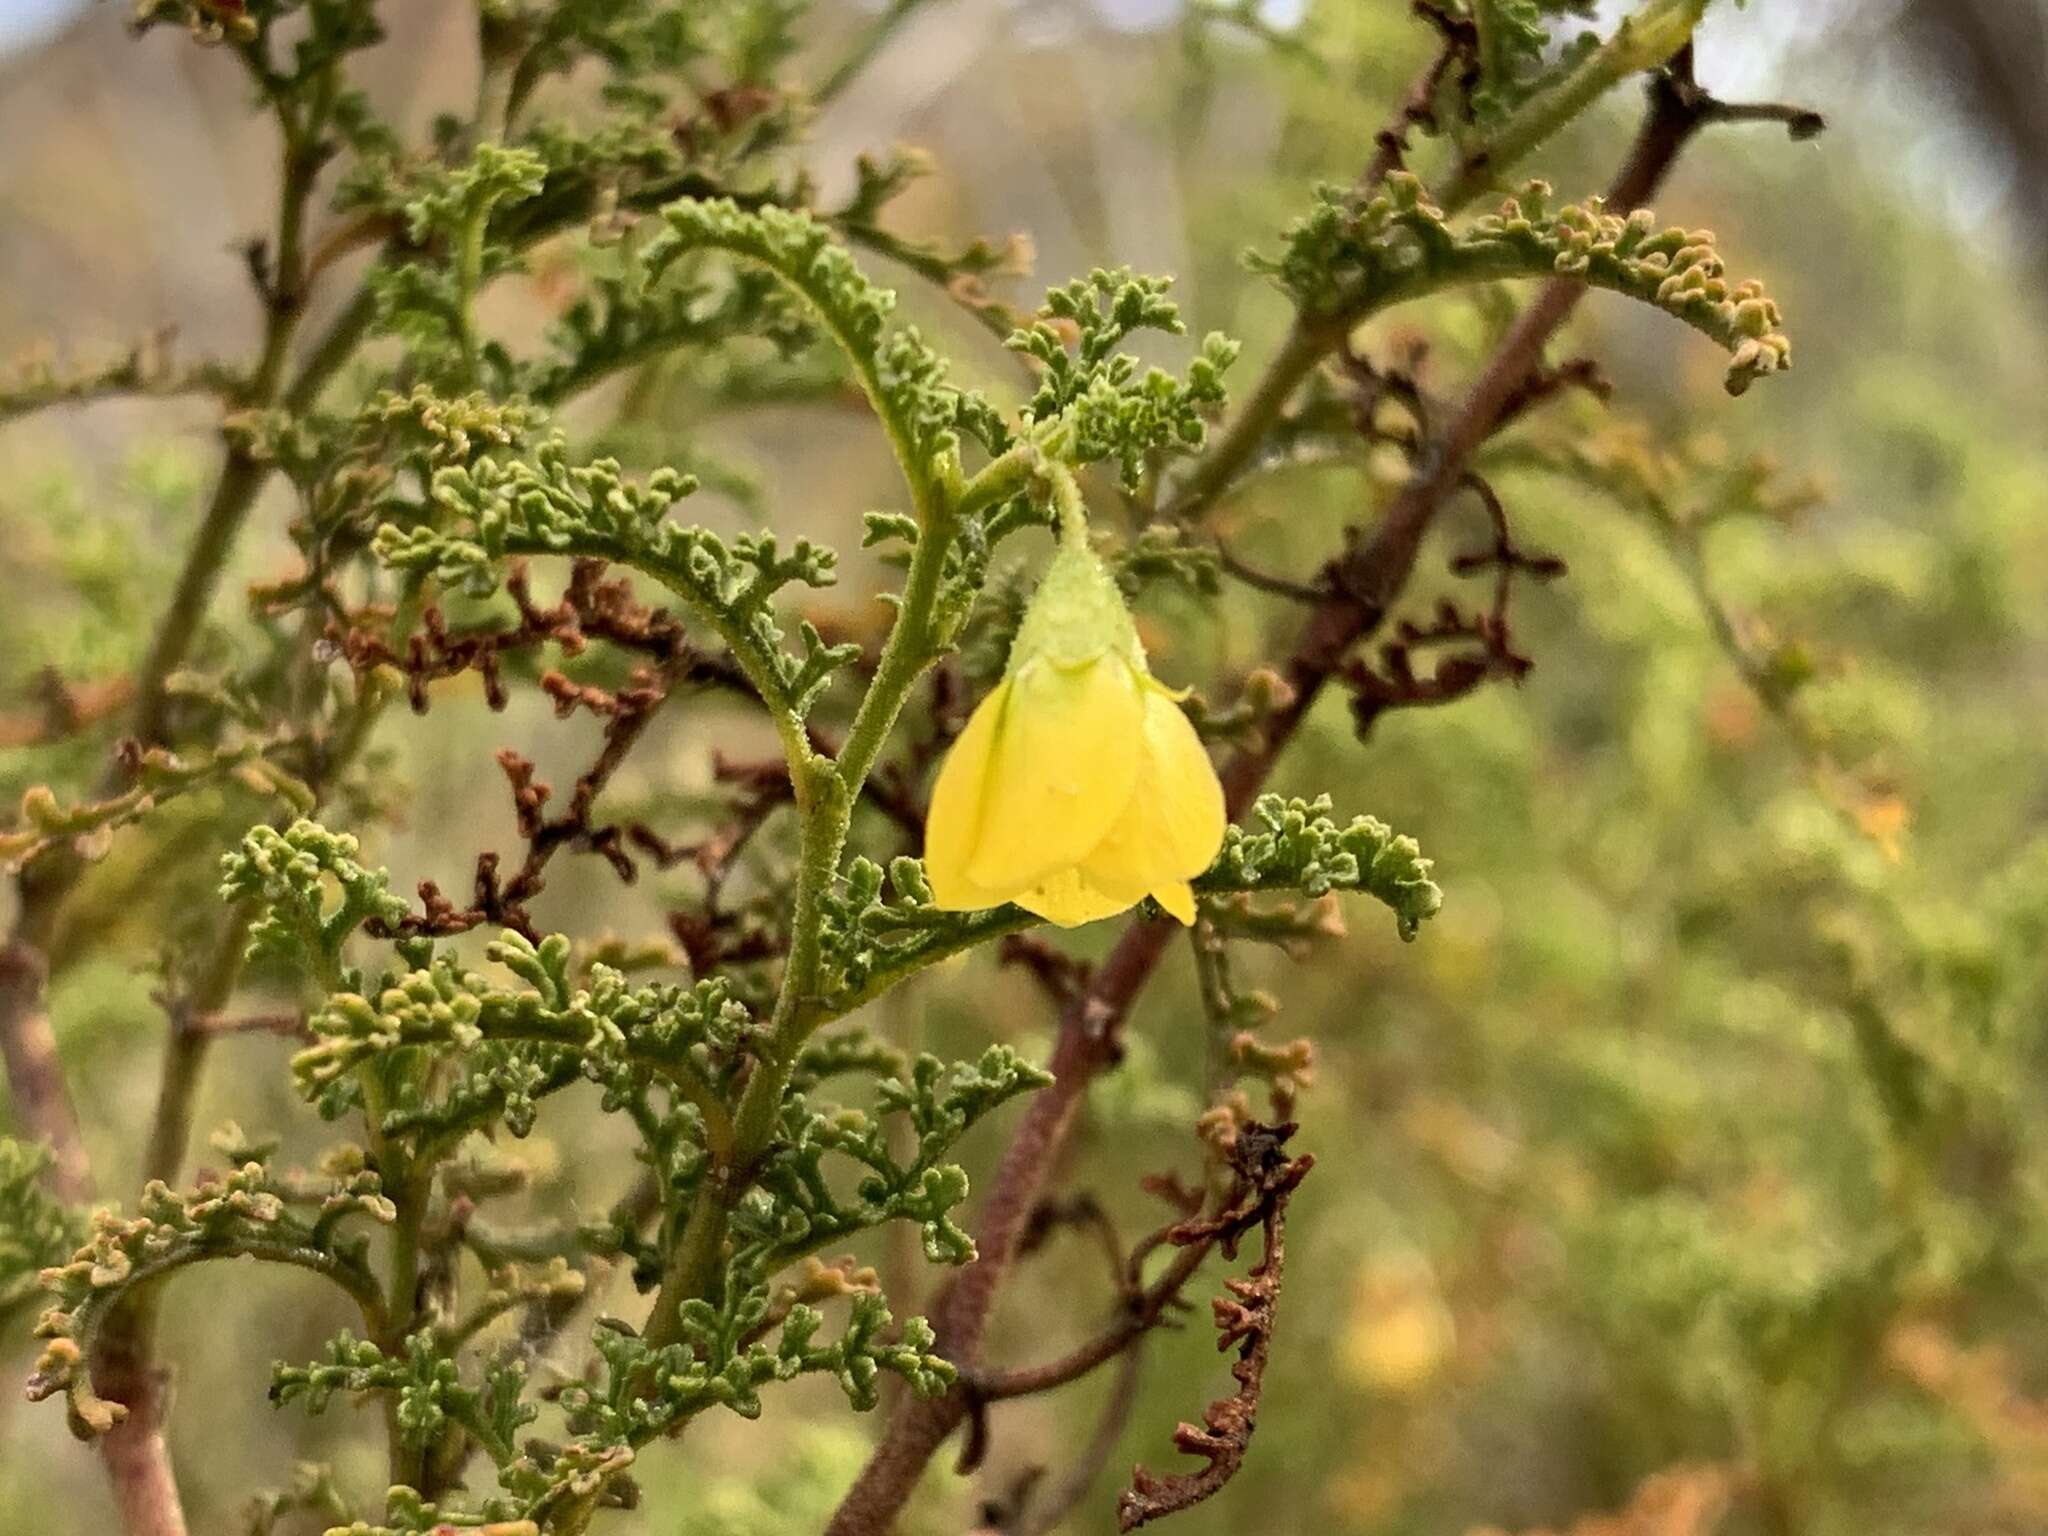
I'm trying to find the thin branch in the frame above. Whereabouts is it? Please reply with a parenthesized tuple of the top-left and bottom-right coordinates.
(824, 52, 1732, 1536)
(1212, 538, 1331, 604)
(813, 0, 943, 106)
(1117, 1124, 1312, 1530)
(188, 1009, 309, 1039)
(1014, 1346, 1147, 1536)
(971, 1232, 1210, 1404)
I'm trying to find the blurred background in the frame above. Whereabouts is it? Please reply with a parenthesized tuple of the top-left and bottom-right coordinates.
(3, 2, 2047, 1534)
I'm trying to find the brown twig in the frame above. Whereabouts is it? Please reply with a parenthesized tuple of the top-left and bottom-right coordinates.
(1013, 1347, 1147, 1536)
(1117, 1122, 1313, 1531)
(0, 941, 91, 1202)
(327, 559, 737, 713)
(825, 54, 1729, 1536)
(188, 1009, 309, 1039)
(1341, 471, 1565, 737)
(970, 1227, 1207, 1406)
(1361, 3, 1481, 189)
(996, 934, 1095, 1014)
(376, 668, 678, 942)
(344, 562, 754, 942)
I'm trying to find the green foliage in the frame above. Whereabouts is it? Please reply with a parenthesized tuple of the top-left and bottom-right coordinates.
(366, 143, 549, 380)
(0, 1141, 82, 1327)
(1470, 0, 1600, 121)
(291, 924, 751, 1147)
(567, 1288, 948, 1435)
(518, 243, 815, 406)
(219, 820, 410, 989)
(18, 3, 1974, 1536)
(740, 1045, 1051, 1269)
(1254, 173, 1790, 393)
(375, 440, 859, 721)
(1008, 268, 1240, 489)
(274, 1331, 537, 1459)
(28, 1156, 392, 1436)
(1200, 794, 1444, 940)
(643, 199, 1008, 510)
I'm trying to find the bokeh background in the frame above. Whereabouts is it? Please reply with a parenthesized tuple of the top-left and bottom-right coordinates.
(3, 2, 2047, 1534)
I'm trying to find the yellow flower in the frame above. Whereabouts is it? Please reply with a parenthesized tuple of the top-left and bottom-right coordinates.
(925, 533, 1225, 927)
(1339, 1251, 1455, 1394)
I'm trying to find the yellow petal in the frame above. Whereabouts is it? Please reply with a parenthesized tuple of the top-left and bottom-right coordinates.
(1150, 880, 1196, 925)
(924, 679, 1016, 911)
(964, 655, 1144, 894)
(1077, 686, 1226, 911)
(1015, 866, 1136, 928)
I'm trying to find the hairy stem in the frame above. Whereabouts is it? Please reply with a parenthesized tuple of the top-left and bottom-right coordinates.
(644, 443, 1038, 1347)
(836, 441, 1034, 797)
(823, 53, 1715, 1536)
(0, 62, 374, 1535)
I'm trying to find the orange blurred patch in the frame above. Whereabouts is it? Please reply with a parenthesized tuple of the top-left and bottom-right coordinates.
(1464, 1463, 1737, 1536)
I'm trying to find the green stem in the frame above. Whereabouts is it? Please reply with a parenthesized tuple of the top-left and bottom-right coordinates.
(641, 761, 846, 1348)
(835, 527, 955, 796)
(1048, 461, 1088, 547)
(813, 0, 937, 106)
(640, 410, 1042, 1357)
(455, 207, 489, 386)
(1436, 0, 1707, 207)
(837, 442, 1035, 796)
(378, 1158, 432, 1486)
(1162, 314, 1343, 524)
(641, 1173, 731, 1346)
(1166, 0, 1703, 527)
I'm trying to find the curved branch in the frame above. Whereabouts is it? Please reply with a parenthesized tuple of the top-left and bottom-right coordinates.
(30, 1238, 387, 1437)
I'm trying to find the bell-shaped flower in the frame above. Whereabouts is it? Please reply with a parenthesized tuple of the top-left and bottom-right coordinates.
(925, 532, 1225, 927)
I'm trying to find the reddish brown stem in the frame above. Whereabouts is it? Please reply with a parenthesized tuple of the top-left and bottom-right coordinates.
(0, 939, 91, 1203)
(972, 1235, 1212, 1402)
(824, 60, 1713, 1536)
(825, 916, 1179, 1535)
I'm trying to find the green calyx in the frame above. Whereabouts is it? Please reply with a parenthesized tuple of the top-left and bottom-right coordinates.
(1006, 534, 1147, 677)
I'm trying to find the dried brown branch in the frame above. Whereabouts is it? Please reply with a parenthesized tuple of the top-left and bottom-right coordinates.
(328, 559, 740, 713)
(1362, 2, 1481, 189)
(1341, 468, 1566, 739)
(1116, 1122, 1313, 1531)
(1211, 539, 1330, 605)
(631, 752, 791, 887)
(1012, 1347, 1147, 1536)
(343, 563, 754, 942)
(969, 1224, 1204, 1406)
(375, 668, 678, 942)
(825, 54, 1735, 1536)
(996, 934, 1095, 1014)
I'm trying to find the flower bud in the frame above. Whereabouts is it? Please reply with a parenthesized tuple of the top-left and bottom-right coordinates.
(925, 535, 1225, 927)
